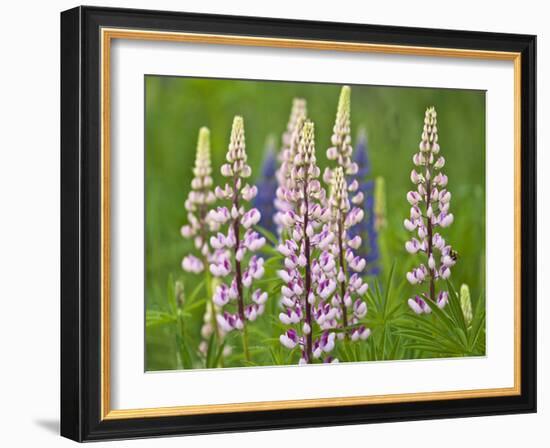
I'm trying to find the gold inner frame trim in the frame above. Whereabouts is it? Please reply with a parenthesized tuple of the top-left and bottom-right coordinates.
(100, 27, 522, 420)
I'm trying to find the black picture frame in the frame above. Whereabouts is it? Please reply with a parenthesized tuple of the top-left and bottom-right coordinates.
(61, 5, 536, 442)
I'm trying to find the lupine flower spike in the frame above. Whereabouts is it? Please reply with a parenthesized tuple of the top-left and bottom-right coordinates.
(180, 127, 223, 343)
(325, 86, 370, 341)
(324, 86, 358, 183)
(405, 107, 456, 314)
(252, 136, 278, 235)
(181, 127, 216, 272)
(274, 99, 307, 234)
(328, 168, 371, 341)
(208, 116, 267, 361)
(348, 129, 380, 276)
(277, 120, 341, 364)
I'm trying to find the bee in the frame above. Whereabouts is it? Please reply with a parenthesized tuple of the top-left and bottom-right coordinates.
(450, 250, 459, 262)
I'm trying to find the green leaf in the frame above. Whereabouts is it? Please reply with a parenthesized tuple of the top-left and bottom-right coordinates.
(382, 261, 397, 317)
(212, 340, 226, 368)
(469, 306, 486, 352)
(175, 317, 193, 369)
(205, 333, 217, 368)
(401, 343, 460, 357)
(396, 327, 463, 354)
(146, 310, 176, 328)
(184, 279, 206, 310)
(269, 347, 283, 365)
(396, 315, 468, 354)
(184, 297, 207, 313)
(255, 225, 279, 246)
(166, 274, 177, 315)
(422, 297, 469, 350)
(179, 341, 193, 369)
(445, 280, 468, 336)
(388, 334, 402, 359)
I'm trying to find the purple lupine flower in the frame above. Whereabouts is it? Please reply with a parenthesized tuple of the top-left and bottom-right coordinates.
(348, 130, 380, 276)
(324, 86, 358, 183)
(180, 127, 228, 356)
(180, 127, 217, 273)
(405, 107, 456, 313)
(252, 137, 278, 235)
(326, 167, 370, 340)
(407, 295, 431, 314)
(198, 295, 233, 359)
(324, 86, 370, 341)
(277, 120, 340, 364)
(208, 116, 266, 361)
(274, 99, 307, 234)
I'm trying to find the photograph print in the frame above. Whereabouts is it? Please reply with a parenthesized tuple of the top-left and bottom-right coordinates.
(145, 76, 486, 371)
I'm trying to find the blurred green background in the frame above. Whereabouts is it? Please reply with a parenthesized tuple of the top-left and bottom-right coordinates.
(145, 75, 485, 371)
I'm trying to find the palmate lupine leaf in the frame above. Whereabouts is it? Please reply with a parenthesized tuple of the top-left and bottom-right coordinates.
(397, 282, 486, 357)
(205, 332, 227, 369)
(269, 347, 283, 365)
(146, 310, 177, 328)
(469, 292, 486, 352)
(353, 261, 408, 361)
(183, 279, 205, 308)
(212, 341, 227, 368)
(146, 276, 211, 368)
(423, 295, 469, 349)
(397, 321, 466, 355)
(146, 275, 181, 327)
(166, 274, 177, 315)
(181, 285, 208, 313)
(445, 281, 469, 338)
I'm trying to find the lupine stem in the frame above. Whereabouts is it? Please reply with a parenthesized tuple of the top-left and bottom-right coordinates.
(405, 107, 455, 314)
(337, 216, 349, 332)
(302, 181, 313, 363)
(325, 87, 370, 341)
(232, 176, 250, 362)
(198, 204, 221, 341)
(425, 166, 435, 303)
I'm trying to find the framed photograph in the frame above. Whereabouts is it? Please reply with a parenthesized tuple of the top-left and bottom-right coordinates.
(60, 6, 536, 441)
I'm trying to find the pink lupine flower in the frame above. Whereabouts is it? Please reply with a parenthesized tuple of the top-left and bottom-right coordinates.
(323, 356, 339, 364)
(209, 255, 232, 277)
(324, 86, 358, 182)
(277, 120, 343, 364)
(407, 295, 431, 315)
(274, 99, 308, 234)
(180, 127, 217, 273)
(207, 116, 266, 361)
(312, 331, 337, 359)
(180, 128, 229, 357)
(437, 291, 449, 308)
(280, 328, 300, 349)
(198, 297, 232, 358)
(181, 255, 204, 274)
(405, 107, 457, 313)
(350, 325, 371, 341)
(322, 87, 370, 343)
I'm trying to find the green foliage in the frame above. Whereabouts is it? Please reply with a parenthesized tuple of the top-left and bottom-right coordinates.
(396, 281, 486, 357)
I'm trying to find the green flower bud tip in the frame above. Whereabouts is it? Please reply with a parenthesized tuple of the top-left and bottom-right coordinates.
(374, 176, 387, 231)
(175, 280, 185, 307)
(337, 85, 351, 119)
(460, 283, 473, 326)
